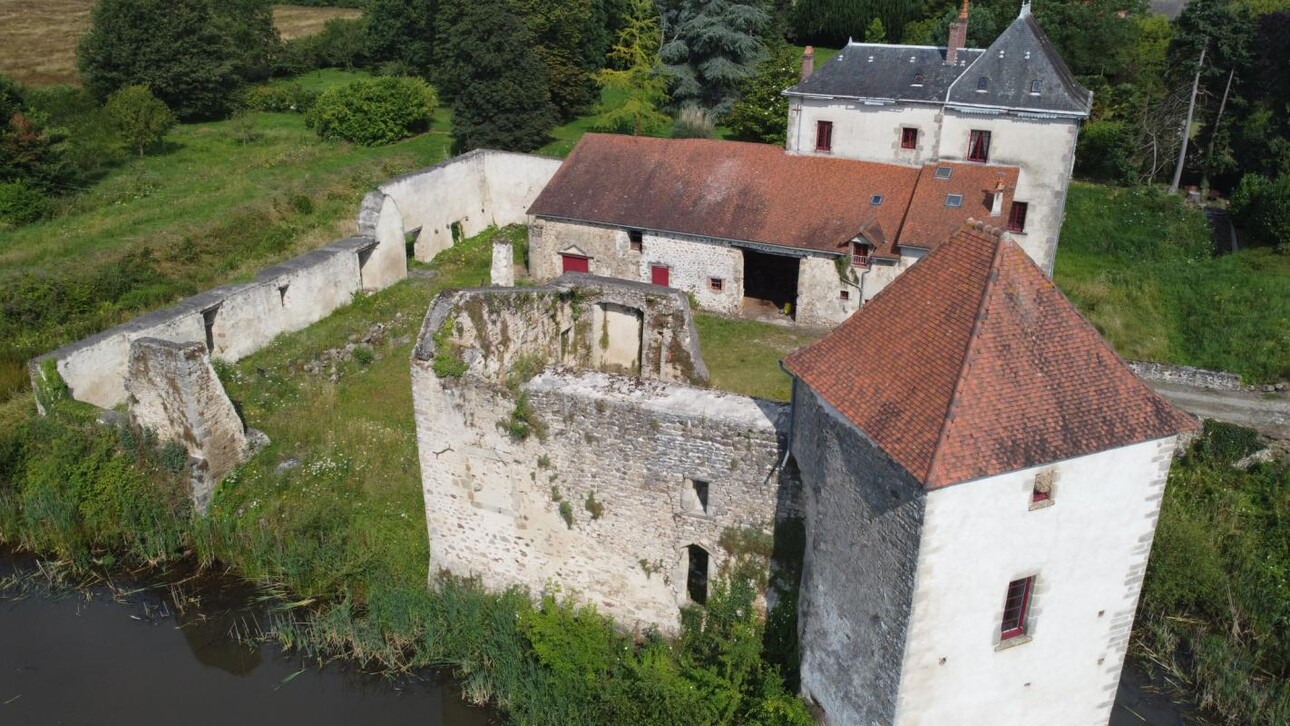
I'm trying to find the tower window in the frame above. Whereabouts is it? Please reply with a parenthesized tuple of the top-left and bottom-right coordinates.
(682, 478, 710, 515)
(686, 545, 710, 605)
(1008, 202, 1029, 232)
(1001, 576, 1035, 640)
(815, 120, 834, 152)
(1031, 468, 1054, 508)
(900, 127, 918, 150)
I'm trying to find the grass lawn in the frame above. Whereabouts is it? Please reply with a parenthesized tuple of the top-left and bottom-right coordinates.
(694, 315, 823, 401)
(0, 1, 360, 87)
(1055, 183, 1290, 383)
(0, 70, 452, 400)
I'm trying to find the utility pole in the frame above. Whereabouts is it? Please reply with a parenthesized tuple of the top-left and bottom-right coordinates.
(1170, 40, 1207, 195)
(1201, 67, 1235, 194)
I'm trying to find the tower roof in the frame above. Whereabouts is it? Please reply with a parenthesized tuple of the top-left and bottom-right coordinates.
(784, 222, 1197, 489)
(946, 7, 1092, 115)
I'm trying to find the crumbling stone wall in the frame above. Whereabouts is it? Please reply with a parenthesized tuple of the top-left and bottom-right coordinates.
(126, 338, 253, 513)
(411, 276, 801, 631)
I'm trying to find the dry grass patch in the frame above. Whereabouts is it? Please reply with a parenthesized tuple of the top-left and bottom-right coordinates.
(273, 5, 363, 40)
(0, 0, 93, 86)
(0, 1, 363, 87)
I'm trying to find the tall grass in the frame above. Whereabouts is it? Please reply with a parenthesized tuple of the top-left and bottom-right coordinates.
(1055, 183, 1290, 382)
(1137, 421, 1290, 724)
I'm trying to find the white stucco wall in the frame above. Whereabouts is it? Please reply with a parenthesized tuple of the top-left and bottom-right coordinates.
(937, 111, 1080, 273)
(893, 435, 1179, 726)
(787, 97, 942, 167)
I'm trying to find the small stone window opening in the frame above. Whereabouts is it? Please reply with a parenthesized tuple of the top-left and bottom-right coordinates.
(1008, 201, 1029, 233)
(709, 277, 724, 292)
(278, 284, 289, 306)
(686, 545, 710, 605)
(839, 289, 851, 301)
(682, 478, 710, 515)
(202, 306, 219, 354)
(945, 194, 964, 208)
(900, 127, 918, 150)
(1031, 469, 1055, 509)
(1001, 576, 1035, 641)
(629, 229, 643, 251)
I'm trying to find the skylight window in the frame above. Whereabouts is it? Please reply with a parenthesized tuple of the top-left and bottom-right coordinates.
(912, 74, 924, 86)
(945, 194, 964, 208)
(870, 194, 884, 206)
(1030, 79, 1042, 95)
(934, 166, 952, 180)
(977, 77, 990, 92)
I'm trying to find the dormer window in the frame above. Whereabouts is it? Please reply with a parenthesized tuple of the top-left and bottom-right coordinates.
(912, 73, 924, 86)
(1030, 79, 1042, 95)
(976, 77, 990, 92)
(851, 242, 870, 268)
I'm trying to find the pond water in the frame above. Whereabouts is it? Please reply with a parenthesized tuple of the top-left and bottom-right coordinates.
(0, 558, 491, 726)
(0, 554, 1197, 725)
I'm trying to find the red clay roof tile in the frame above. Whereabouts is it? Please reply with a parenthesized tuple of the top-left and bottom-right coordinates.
(784, 221, 1199, 489)
(528, 134, 920, 254)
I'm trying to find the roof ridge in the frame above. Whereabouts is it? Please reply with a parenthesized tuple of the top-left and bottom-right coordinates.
(923, 221, 1006, 483)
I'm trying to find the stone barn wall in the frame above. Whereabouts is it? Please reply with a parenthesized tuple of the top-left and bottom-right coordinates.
(411, 277, 801, 632)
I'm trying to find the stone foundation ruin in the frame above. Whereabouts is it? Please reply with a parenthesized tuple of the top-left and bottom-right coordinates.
(411, 275, 800, 631)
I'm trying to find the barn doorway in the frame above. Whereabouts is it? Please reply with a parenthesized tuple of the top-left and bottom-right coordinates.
(686, 545, 709, 605)
(741, 249, 798, 319)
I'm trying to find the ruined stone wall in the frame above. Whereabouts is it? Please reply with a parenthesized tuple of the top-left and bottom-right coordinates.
(379, 150, 561, 262)
(792, 383, 926, 725)
(35, 236, 378, 410)
(411, 277, 801, 631)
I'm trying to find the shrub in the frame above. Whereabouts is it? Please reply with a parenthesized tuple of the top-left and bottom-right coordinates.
(0, 180, 52, 227)
(1075, 120, 1137, 184)
(1230, 173, 1290, 253)
(305, 76, 437, 146)
(670, 106, 716, 139)
(240, 83, 319, 113)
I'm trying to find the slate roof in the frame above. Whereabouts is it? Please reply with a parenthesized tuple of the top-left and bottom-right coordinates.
(527, 134, 921, 255)
(785, 7, 1091, 117)
(947, 9, 1092, 116)
(784, 221, 1198, 489)
(785, 45, 985, 104)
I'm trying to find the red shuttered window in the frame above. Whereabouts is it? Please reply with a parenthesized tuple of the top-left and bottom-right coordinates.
(815, 120, 833, 152)
(968, 129, 991, 162)
(1000, 576, 1035, 640)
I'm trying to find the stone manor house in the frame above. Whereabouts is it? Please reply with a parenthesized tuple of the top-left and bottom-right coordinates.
(527, 1, 1091, 327)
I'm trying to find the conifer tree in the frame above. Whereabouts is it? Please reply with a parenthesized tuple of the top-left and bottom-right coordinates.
(660, 0, 770, 116)
(593, 0, 671, 135)
(436, 0, 557, 152)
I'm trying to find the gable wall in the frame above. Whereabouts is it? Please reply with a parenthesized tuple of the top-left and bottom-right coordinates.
(893, 436, 1178, 725)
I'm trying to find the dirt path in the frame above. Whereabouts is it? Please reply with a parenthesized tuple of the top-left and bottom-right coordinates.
(1148, 381, 1290, 439)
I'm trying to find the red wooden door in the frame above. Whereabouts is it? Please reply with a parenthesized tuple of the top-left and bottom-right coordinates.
(650, 265, 670, 287)
(561, 254, 590, 274)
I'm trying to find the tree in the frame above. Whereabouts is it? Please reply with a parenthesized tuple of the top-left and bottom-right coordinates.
(512, 0, 604, 120)
(213, 0, 281, 83)
(0, 76, 70, 191)
(592, 0, 671, 135)
(105, 86, 175, 156)
(77, 0, 241, 120)
(435, 0, 557, 152)
(1034, 0, 1147, 80)
(725, 42, 798, 144)
(1230, 174, 1290, 252)
(364, 0, 438, 75)
(305, 76, 437, 146)
(793, 0, 922, 47)
(864, 17, 886, 43)
(660, 0, 770, 116)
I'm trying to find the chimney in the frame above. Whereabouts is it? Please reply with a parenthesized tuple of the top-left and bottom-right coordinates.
(801, 46, 815, 80)
(947, 0, 969, 65)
